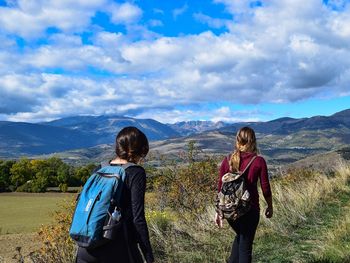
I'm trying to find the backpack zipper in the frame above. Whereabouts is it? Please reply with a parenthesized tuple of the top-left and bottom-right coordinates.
(86, 190, 102, 224)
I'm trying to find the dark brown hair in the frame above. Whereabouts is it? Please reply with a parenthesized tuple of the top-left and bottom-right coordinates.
(115, 126, 149, 163)
(229, 126, 258, 172)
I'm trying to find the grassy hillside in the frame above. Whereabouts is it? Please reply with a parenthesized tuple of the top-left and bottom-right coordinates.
(254, 162, 350, 262)
(16, 152, 349, 263)
(142, 162, 350, 263)
(3, 145, 350, 262)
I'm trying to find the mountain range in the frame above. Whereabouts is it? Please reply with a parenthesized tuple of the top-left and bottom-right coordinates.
(168, 120, 228, 136)
(0, 116, 179, 157)
(1, 109, 349, 166)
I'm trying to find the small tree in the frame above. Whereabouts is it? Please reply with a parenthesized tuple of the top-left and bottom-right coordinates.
(74, 163, 98, 185)
(57, 163, 71, 192)
(10, 158, 34, 189)
(0, 160, 15, 192)
(154, 141, 219, 215)
(31, 159, 51, 192)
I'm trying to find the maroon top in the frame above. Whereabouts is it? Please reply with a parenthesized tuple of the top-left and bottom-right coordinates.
(217, 152, 272, 211)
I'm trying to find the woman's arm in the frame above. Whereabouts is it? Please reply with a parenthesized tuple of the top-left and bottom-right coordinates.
(259, 157, 273, 218)
(129, 167, 154, 263)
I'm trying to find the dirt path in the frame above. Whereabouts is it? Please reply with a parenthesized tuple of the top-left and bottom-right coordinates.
(0, 233, 41, 263)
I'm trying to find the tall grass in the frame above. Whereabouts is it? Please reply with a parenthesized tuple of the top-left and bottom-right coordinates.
(255, 161, 350, 262)
(146, 161, 350, 262)
(309, 163, 350, 263)
(147, 206, 232, 263)
(29, 159, 350, 263)
(260, 161, 350, 233)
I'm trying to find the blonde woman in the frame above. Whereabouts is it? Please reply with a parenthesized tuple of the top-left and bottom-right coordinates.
(216, 126, 273, 263)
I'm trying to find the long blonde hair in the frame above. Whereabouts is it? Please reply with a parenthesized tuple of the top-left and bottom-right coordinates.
(229, 126, 258, 172)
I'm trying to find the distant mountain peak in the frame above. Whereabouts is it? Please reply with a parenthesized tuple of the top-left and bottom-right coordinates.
(169, 120, 229, 136)
(269, 117, 298, 122)
(331, 108, 350, 117)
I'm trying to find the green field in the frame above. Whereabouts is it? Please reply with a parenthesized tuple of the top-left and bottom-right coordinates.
(0, 192, 75, 235)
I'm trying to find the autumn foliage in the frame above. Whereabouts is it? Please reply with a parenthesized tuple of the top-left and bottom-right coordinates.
(30, 196, 77, 263)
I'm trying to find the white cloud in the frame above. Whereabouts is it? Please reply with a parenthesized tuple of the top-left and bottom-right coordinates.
(1, 0, 350, 123)
(213, 0, 260, 23)
(135, 107, 261, 124)
(0, 74, 43, 114)
(1, 73, 147, 121)
(193, 13, 232, 29)
(109, 2, 142, 25)
(328, 10, 350, 37)
(0, 0, 107, 38)
(172, 4, 188, 20)
(148, 19, 163, 27)
(23, 44, 128, 72)
(211, 107, 261, 123)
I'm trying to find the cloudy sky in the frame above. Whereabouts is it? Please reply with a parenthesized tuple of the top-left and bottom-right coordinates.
(0, 0, 349, 124)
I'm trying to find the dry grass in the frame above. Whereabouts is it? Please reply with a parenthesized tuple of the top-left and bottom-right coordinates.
(310, 163, 350, 262)
(139, 161, 350, 262)
(260, 161, 350, 234)
(317, 209, 350, 260)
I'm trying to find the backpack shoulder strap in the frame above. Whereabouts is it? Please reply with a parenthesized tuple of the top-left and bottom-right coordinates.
(240, 155, 257, 175)
(97, 162, 139, 176)
(121, 162, 139, 170)
(97, 163, 138, 207)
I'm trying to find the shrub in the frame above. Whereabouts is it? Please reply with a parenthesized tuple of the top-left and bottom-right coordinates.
(30, 196, 77, 263)
(146, 210, 174, 232)
(153, 141, 219, 215)
(59, 183, 68, 193)
(15, 181, 33, 192)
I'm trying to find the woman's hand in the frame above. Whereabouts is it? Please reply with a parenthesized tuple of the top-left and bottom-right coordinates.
(215, 212, 223, 228)
(265, 206, 273, 218)
(264, 195, 273, 218)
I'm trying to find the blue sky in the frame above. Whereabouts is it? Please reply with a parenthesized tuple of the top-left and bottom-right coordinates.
(0, 0, 349, 123)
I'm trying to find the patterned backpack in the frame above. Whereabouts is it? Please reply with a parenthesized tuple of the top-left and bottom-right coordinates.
(216, 156, 257, 221)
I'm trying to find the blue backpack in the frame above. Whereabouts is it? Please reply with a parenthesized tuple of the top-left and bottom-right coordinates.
(69, 163, 134, 248)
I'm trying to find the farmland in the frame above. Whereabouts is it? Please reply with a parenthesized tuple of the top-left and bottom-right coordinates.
(0, 192, 75, 262)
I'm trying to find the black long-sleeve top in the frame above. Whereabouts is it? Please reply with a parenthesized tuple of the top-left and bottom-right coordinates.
(121, 165, 154, 262)
(77, 165, 154, 263)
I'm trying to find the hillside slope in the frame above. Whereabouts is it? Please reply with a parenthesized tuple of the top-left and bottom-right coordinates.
(0, 122, 93, 157)
(219, 109, 350, 135)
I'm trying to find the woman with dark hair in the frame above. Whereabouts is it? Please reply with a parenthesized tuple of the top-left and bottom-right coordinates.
(77, 126, 154, 263)
(215, 126, 273, 263)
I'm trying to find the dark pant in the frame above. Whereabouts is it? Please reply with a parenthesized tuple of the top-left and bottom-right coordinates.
(227, 209, 260, 263)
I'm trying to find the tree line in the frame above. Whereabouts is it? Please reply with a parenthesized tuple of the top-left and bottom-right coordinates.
(0, 157, 98, 193)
